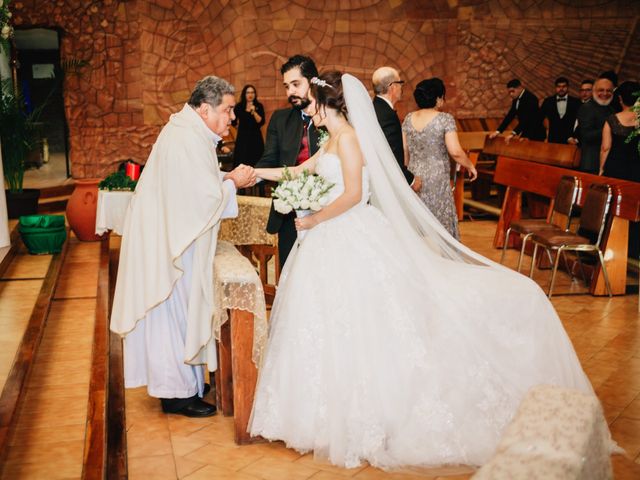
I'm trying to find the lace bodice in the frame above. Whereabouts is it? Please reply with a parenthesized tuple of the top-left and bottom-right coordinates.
(315, 152, 370, 205)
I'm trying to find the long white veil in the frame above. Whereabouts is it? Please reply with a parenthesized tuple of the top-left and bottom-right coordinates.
(342, 73, 507, 268)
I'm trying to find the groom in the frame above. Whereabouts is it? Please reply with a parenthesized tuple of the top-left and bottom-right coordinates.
(255, 55, 321, 268)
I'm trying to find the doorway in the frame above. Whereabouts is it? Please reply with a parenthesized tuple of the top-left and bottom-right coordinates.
(14, 27, 70, 187)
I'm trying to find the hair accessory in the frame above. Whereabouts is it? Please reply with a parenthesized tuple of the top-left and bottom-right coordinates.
(311, 77, 332, 88)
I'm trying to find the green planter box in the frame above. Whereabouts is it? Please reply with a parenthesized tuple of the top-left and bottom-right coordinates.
(18, 215, 67, 255)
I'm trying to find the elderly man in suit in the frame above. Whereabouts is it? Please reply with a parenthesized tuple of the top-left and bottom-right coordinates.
(570, 77, 615, 173)
(540, 76, 581, 144)
(255, 55, 321, 268)
(490, 79, 546, 142)
(372, 66, 421, 193)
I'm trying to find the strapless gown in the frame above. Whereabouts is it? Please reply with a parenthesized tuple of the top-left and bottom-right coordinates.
(248, 152, 594, 469)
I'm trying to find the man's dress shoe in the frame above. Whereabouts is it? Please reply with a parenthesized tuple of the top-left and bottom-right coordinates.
(161, 396, 217, 417)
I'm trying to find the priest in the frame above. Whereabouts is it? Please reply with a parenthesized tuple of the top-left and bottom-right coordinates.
(111, 76, 256, 417)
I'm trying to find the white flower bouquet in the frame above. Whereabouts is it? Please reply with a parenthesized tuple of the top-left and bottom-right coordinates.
(272, 167, 334, 240)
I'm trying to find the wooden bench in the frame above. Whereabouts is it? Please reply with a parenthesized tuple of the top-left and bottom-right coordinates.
(469, 137, 581, 213)
(493, 156, 640, 295)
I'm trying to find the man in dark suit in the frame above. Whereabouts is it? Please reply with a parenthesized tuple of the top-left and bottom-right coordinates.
(371, 66, 421, 192)
(490, 79, 546, 141)
(254, 55, 321, 268)
(540, 76, 581, 144)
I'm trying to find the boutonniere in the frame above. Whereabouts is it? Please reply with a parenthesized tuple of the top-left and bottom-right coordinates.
(317, 128, 330, 148)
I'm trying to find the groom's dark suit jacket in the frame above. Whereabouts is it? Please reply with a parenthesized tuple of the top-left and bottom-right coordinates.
(373, 96, 414, 185)
(255, 107, 320, 265)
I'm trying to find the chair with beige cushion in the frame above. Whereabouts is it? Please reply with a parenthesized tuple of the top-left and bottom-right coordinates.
(500, 175, 581, 272)
(529, 183, 613, 298)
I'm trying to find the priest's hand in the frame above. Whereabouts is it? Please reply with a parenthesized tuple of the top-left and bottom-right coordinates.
(225, 165, 257, 188)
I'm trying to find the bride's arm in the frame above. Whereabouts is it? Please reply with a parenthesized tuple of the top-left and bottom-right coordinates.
(296, 132, 363, 230)
(254, 150, 321, 181)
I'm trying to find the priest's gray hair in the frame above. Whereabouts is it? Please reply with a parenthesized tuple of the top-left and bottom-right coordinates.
(188, 76, 235, 108)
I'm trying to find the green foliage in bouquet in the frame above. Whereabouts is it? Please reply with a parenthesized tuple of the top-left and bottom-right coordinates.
(626, 91, 640, 157)
(99, 170, 138, 191)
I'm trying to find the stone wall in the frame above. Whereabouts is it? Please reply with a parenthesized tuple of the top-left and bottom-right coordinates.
(11, 0, 640, 177)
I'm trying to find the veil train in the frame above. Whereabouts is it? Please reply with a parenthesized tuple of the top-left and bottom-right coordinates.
(342, 73, 505, 267)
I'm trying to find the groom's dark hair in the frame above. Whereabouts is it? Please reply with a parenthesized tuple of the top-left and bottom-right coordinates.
(281, 55, 318, 80)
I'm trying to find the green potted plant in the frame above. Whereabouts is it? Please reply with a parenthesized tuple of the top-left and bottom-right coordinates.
(0, 78, 44, 218)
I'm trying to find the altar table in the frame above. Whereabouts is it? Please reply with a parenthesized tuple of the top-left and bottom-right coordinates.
(95, 190, 133, 235)
(213, 240, 268, 444)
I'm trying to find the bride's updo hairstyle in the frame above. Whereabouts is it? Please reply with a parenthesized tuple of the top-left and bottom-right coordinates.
(414, 78, 446, 109)
(310, 71, 348, 117)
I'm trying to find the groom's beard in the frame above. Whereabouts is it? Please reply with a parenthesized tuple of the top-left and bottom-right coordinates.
(288, 96, 311, 110)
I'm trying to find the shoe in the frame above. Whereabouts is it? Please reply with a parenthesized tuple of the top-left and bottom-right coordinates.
(167, 398, 217, 418)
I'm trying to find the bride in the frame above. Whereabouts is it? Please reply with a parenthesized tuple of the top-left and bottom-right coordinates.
(249, 71, 598, 469)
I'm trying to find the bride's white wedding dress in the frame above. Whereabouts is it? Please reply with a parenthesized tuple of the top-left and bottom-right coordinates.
(249, 75, 597, 469)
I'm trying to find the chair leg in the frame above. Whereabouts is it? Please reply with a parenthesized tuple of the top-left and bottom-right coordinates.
(516, 233, 531, 273)
(575, 251, 587, 283)
(562, 252, 574, 281)
(530, 243, 539, 279)
(548, 247, 563, 298)
(500, 228, 512, 264)
(596, 250, 613, 298)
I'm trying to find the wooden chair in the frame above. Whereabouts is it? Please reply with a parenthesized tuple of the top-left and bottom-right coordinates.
(529, 184, 614, 298)
(500, 175, 580, 272)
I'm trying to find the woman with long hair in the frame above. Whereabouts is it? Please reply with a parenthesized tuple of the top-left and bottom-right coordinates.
(232, 84, 265, 168)
(249, 71, 604, 470)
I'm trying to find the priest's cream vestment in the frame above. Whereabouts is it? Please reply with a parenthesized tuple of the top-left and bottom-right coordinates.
(110, 104, 237, 398)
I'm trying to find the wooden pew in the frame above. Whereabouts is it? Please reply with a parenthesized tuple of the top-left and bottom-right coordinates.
(475, 136, 582, 217)
(493, 156, 640, 295)
(482, 136, 581, 168)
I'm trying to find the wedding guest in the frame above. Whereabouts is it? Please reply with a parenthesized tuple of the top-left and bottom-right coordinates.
(490, 79, 546, 141)
(600, 70, 622, 113)
(570, 77, 615, 173)
(232, 84, 265, 168)
(402, 78, 477, 239)
(372, 66, 421, 192)
(600, 80, 640, 259)
(540, 77, 581, 144)
(110, 76, 255, 417)
(579, 79, 594, 103)
(600, 80, 640, 180)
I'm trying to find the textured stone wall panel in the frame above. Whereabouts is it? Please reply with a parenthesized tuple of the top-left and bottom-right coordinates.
(12, 0, 640, 177)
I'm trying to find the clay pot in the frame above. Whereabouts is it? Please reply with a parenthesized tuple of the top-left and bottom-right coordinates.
(66, 178, 106, 241)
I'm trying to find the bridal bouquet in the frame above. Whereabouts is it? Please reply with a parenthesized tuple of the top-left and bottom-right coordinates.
(272, 167, 334, 241)
(272, 167, 334, 214)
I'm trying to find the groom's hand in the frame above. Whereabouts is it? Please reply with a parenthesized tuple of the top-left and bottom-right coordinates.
(225, 165, 257, 188)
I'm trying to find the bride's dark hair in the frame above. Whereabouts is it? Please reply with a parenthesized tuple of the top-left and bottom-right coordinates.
(310, 71, 348, 117)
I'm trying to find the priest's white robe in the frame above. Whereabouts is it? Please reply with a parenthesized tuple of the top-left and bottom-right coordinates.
(110, 103, 237, 398)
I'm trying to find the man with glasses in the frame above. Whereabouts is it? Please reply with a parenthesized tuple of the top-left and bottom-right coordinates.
(372, 66, 421, 192)
(579, 79, 594, 103)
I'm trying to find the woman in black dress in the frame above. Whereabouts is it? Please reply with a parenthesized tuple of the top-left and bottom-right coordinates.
(599, 81, 640, 181)
(600, 80, 640, 257)
(232, 85, 266, 168)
